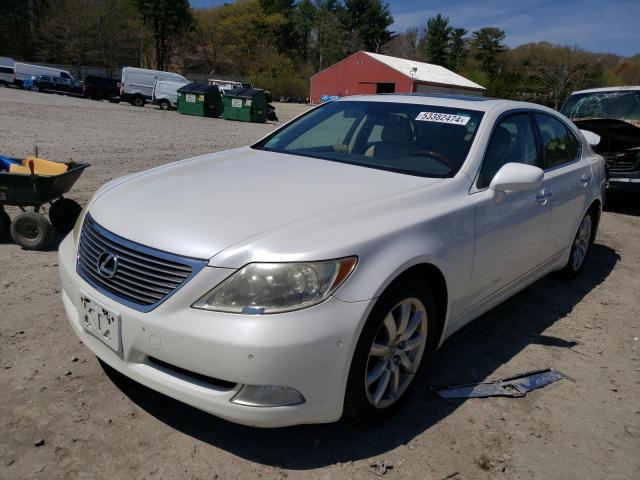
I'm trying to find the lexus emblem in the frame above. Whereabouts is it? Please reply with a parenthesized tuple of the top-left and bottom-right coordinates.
(97, 252, 118, 278)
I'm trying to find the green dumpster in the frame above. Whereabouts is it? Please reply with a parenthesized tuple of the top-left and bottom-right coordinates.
(177, 83, 223, 117)
(222, 87, 268, 123)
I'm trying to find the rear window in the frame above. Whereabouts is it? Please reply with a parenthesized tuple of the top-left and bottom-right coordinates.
(255, 101, 484, 178)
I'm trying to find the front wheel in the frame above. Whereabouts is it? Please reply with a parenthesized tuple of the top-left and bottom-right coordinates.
(558, 210, 596, 278)
(343, 277, 437, 425)
(131, 95, 145, 107)
(158, 99, 171, 110)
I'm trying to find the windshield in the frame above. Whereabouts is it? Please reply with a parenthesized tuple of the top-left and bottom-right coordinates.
(561, 91, 640, 125)
(254, 100, 484, 178)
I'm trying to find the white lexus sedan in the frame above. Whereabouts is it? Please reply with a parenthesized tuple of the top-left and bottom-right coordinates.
(59, 94, 606, 427)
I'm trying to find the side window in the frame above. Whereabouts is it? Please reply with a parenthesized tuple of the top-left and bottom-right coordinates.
(477, 113, 540, 189)
(534, 114, 580, 169)
(61, 72, 70, 79)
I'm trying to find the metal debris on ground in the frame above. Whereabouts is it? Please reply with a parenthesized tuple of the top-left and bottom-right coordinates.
(434, 368, 565, 399)
(369, 460, 394, 476)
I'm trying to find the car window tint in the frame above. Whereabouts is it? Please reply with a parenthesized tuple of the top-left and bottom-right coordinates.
(477, 113, 540, 189)
(535, 114, 580, 169)
(286, 109, 359, 150)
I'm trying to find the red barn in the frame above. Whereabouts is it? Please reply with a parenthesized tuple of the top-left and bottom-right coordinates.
(310, 51, 485, 104)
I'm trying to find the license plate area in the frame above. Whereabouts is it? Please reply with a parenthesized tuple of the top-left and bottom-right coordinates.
(80, 293, 122, 352)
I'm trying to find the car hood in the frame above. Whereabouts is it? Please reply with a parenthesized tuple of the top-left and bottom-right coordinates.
(89, 147, 438, 259)
(574, 118, 640, 154)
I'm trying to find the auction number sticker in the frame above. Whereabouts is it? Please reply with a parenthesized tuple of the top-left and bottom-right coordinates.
(415, 112, 470, 125)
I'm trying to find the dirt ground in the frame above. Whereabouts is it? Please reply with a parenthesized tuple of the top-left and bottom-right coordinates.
(1, 87, 639, 480)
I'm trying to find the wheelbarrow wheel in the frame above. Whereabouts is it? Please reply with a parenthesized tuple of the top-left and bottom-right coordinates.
(11, 212, 54, 250)
(0, 207, 10, 240)
(49, 198, 82, 233)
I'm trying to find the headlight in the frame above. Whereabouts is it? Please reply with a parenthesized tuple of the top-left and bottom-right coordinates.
(192, 257, 357, 314)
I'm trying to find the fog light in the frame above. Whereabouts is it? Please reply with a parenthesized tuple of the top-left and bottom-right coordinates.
(230, 385, 306, 407)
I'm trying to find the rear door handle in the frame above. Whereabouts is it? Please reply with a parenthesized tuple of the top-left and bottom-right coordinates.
(581, 174, 591, 186)
(536, 189, 552, 204)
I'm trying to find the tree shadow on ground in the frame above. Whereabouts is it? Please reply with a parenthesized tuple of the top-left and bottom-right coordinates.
(102, 243, 619, 469)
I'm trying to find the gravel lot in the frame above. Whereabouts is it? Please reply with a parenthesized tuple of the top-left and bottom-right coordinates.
(1, 87, 639, 480)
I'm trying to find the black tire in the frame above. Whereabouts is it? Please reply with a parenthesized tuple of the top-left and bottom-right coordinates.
(158, 99, 171, 110)
(49, 198, 82, 233)
(0, 207, 10, 240)
(107, 94, 119, 103)
(557, 209, 597, 279)
(131, 95, 145, 107)
(343, 276, 438, 425)
(10, 212, 54, 250)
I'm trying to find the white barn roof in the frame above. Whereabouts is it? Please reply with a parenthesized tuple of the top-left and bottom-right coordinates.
(363, 51, 485, 91)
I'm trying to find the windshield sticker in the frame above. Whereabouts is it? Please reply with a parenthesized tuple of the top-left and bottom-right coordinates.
(415, 112, 470, 125)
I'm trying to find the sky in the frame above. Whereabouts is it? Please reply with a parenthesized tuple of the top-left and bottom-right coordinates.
(188, 0, 640, 57)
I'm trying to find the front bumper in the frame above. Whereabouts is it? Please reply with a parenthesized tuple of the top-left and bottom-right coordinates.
(58, 234, 371, 427)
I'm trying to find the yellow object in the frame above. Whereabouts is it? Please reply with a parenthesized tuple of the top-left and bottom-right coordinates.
(8, 157, 68, 175)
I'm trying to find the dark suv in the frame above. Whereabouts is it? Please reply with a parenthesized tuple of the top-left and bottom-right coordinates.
(83, 75, 120, 102)
(33, 76, 83, 96)
(561, 87, 640, 191)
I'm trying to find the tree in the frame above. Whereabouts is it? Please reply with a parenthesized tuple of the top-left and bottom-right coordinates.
(419, 14, 452, 66)
(383, 27, 420, 60)
(134, 0, 193, 71)
(314, 0, 345, 70)
(339, 0, 394, 54)
(471, 27, 506, 77)
(447, 27, 468, 71)
(293, 0, 317, 63)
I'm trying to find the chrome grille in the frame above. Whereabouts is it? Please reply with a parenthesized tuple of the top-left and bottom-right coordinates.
(77, 215, 206, 311)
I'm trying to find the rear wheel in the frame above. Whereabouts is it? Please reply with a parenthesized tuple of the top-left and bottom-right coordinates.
(131, 95, 145, 107)
(558, 210, 596, 278)
(158, 99, 171, 110)
(10, 212, 54, 250)
(343, 277, 437, 425)
(49, 198, 82, 233)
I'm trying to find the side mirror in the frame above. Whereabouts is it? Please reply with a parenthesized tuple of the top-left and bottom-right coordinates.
(489, 163, 544, 193)
(580, 129, 600, 146)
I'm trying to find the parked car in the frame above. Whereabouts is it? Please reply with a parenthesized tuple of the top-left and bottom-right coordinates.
(59, 95, 605, 427)
(120, 66, 187, 107)
(14, 62, 75, 87)
(0, 57, 15, 86)
(561, 86, 640, 192)
(152, 79, 189, 110)
(33, 75, 83, 96)
(83, 75, 120, 102)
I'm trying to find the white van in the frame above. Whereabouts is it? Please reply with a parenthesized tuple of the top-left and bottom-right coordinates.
(14, 62, 75, 86)
(120, 67, 188, 107)
(0, 57, 15, 86)
(152, 79, 189, 110)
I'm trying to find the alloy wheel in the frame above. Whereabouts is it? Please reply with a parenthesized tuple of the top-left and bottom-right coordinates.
(571, 215, 592, 271)
(365, 298, 428, 409)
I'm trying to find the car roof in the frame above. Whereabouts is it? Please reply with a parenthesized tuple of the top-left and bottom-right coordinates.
(339, 93, 553, 114)
(570, 86, 640, 95)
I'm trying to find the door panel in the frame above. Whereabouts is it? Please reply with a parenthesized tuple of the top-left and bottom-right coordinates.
(467, 113, 552, 308)
(534, 114, 591, 260)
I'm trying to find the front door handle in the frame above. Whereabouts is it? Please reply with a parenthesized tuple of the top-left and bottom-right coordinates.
(536, 189, 552, 204)
(580, 174, 592, 186)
